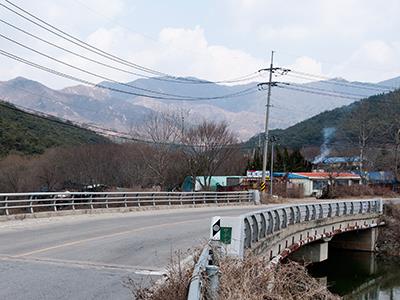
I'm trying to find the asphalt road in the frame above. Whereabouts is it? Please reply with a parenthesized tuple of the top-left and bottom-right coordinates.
(0, 205, 265, 300)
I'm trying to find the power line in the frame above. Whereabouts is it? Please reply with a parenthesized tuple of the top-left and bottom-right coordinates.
(0, 48, 259, 101)
(0, 32, 258, 100)
(288, 70, 396, 91)
(276, 84, 361, 100)
(1, 1, 259, 85)
(284, 72, 391, 93)
(0, 17, 260, 85)
(0, 18, 181, 83)
(280, 82, 370, 98)
(276, 82, 400, 105)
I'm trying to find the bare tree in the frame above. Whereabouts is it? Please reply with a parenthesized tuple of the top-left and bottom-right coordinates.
(181, 120, 237, 190)
(132, 110, 187, 190)
(33, 148, 63, 191)
(339, 102, 385, 174)
(0, 155, 30, 192)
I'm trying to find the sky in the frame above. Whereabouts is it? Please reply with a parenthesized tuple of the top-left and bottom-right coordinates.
(0, 0, 399, 89)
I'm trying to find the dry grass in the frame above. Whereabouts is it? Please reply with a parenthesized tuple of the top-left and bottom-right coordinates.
(126, 250, 198, 300)
(273, 182, 305, 199)
(129, 249, 339, 300)
(377, 204, 400, 256)
(219, 256, 339, 300)
(260, 192, 285, 204)
(259, 183, 305, 203)
(322, 185, 398, 199)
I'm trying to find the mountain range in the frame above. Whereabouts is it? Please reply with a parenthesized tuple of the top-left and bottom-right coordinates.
(1, 75, 400, 140)
(246, 88, 400, 166)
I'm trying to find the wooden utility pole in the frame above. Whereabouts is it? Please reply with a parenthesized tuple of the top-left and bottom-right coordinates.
(261, 51, 274, 186)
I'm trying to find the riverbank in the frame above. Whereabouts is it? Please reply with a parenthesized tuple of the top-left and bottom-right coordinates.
(377, 204, 400, 256)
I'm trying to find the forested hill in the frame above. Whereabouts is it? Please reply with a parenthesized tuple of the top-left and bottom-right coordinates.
(247, 89, 400, 150)
(0, 101, 109, 157)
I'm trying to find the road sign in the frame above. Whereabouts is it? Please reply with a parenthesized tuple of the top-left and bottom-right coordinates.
(260, 181, 266, 191)
(220, 227, 232, 244)
(211, 216, 221, 240)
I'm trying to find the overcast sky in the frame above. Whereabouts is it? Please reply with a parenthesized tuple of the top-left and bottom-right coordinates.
(0, 0, 399, 89)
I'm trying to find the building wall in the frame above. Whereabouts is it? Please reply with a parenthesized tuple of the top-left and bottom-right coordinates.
(291, 179, 313, 196)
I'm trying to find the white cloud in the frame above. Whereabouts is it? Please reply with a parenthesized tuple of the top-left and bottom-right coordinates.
(258, 26, 309, 41)
(350, 40, 396, 65)
(152, 26, 264, 83)
(159, 26, 208, 50)
(286, 56, 323, 82)
(331, 40, 400, 82)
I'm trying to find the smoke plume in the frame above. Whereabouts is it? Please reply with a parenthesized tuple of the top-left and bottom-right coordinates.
(313, 127, 336, 164)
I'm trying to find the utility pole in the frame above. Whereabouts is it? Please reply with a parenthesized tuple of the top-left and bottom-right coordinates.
(261, 51, 274, 186)
(181, 114, 185, 138)
(395, 128, 400, 182)
(258, 54, 289, 192)
(269, 136, 277, 196)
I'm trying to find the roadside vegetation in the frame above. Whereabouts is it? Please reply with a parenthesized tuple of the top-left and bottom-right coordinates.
(377, 203, 400, 256)
(130, 252, 338, 300)
(218, 257, 338, 300)
(318, 184, 398, 199)
(126, 251, 196, 300)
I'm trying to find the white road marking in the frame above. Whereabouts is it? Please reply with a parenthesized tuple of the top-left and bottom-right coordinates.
(0, 255, 166, 275)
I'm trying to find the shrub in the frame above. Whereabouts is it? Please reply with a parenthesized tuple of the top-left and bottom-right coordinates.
(377, 204, 400, 256)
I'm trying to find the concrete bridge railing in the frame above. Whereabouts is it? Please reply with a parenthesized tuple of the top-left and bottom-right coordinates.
(0, 190, 257, 216)
(211, 199, 383, 261)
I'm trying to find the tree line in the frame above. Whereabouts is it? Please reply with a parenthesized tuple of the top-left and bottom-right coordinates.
(0, 109, 314, 193)
(0, 112, 247, 193)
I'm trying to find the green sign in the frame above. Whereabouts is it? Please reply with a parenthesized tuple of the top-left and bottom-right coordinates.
(220, 226, 232, 244)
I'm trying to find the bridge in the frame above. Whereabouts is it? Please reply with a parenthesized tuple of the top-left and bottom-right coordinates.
(189, 198, 383, 299)
(212, 199, 382, 263)
(0, 192, 385, 300)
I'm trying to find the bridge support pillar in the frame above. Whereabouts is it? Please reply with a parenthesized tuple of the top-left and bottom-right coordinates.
(330, 227, 378, 252)
(290, 241, 328, 263)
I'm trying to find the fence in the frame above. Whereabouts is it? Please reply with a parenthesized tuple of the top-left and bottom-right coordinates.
(0, 191, 255, 216)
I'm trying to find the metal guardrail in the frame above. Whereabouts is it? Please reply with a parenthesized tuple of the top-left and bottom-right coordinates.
(215, 199, 383, 258)
(187, 244, 219, 300)
(188, 245, 210, 300)
(0, 191, 255, 216)
(241, 199, 382, 250)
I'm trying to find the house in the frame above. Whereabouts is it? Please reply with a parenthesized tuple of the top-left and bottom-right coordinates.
(293, 172, 361, 197)
(182, 176, 243, 192)
(366, 171, 397, 188)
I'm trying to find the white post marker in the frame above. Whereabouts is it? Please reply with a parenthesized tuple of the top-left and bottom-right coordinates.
(210, 216, 221, 240)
